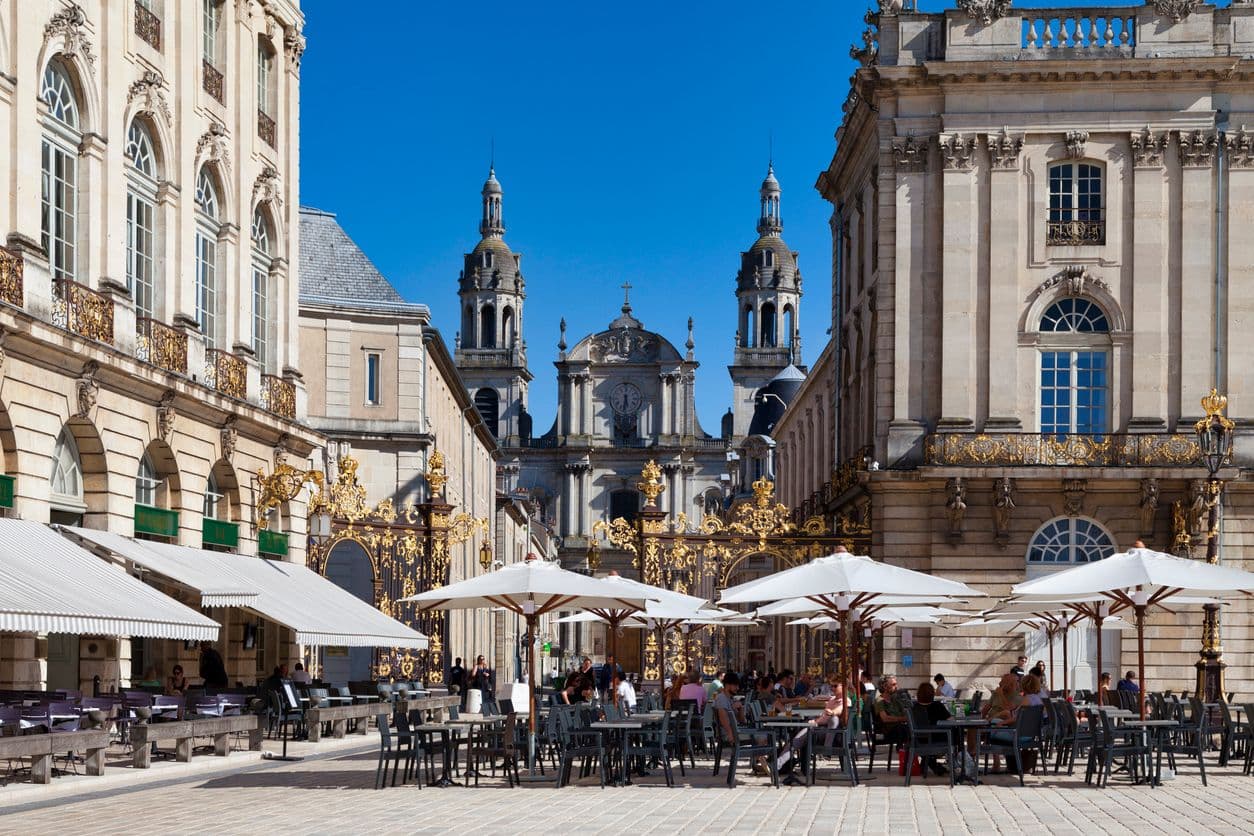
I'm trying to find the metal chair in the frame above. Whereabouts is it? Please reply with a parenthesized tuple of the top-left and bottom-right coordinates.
(903, 703, 954, 786)
(985, 704, 1045, 786)
(810, 712, 861, 787)
(1163, 700, 1210, 786)
(624, 710, 673, 786)
(554, 707, 604, 788)
(712, 706, 778, 788)
(375, 713, 420, 789)
(1086, 708, 1149, 788)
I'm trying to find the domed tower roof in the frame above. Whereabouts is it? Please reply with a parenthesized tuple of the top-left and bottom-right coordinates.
(460, 167, 523, 294)
(737, 164, 801, 293)
(747, 364, 806, 436)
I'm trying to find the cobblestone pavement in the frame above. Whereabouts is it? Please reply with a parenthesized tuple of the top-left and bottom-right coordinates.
(3, 738, 1253, 835)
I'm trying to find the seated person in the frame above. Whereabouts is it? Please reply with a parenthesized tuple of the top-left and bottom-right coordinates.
(1116, 671, 1140, 693)
(775, 676, 848, 784)
(679, 672, 707, 711)
(664, 674, 686, 709)
(982, 672, 1023, 771)
(873, 675, 909, 747)
(290, 662, 312, 684)
(914, 681, 951, 776)
(933, 673, 956, 699)
(612, 672, 637, 713)
(165, 665, 188, 696)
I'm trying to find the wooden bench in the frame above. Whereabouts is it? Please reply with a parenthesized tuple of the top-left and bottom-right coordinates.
(0, 730, 110, 783)
(304, 703, 388, 742)
(129, 715, 262, 768)
(398, 695, 460, 721)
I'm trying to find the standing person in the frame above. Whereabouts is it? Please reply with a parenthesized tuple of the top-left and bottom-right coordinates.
(1030, 661, 1047, 690)
(449, 657, 466, 703)
(612, 671, 637, 713)
(597, 654, 623, 696)
(470, 654, 493, 704)
(199, 641, 228, 689)
(933, 673, 956, 698)
(1011, 655, 1027, 677)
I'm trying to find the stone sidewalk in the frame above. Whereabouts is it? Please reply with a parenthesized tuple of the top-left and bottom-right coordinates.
(2, 740, 1253, 835)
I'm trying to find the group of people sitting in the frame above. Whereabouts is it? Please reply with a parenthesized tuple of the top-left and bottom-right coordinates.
(555, 655, 637, 711)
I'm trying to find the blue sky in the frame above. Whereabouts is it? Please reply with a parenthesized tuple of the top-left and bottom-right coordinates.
(298, 0, 1144, 432)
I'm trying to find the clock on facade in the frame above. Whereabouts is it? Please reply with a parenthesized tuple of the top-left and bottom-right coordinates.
(609, 382, 643, 415)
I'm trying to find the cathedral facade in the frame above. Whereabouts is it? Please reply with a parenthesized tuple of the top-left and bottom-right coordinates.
(453, 166, 806, 672)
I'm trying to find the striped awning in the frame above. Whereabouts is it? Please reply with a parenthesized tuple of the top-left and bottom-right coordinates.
(61, 528, 427, 649)
(0, 520, 220, 641)
(65, 526, 258, 608)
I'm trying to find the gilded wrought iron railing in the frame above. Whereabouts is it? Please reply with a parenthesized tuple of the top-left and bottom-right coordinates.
(924, 433, 1203, 467)
(0, 246, 23, 308)
(260, 373, 295, 419)
(203, 60, 224, 103)
(1046, 219, 1104, 246)
(136, 317, 188, 375)
(203, 348, 246, 400)
(257, 110, 277, 148)
(134, 0, 161, 50)
(52, 277, 114, 344)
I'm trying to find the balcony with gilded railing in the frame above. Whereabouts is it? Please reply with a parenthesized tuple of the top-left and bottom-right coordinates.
(258, 110, 277, 148)
(134, 0, 161, 50)
(135, 317, 188, 375)
(924, 433, 1202, 468)
(260, 374, 295, 419)
(203, 60, 224, 103)
(1047, 219, 1105, 247)
(203, 348, 246, 400)
(0, 246, 23, 308)
(52, 278, 114, 344)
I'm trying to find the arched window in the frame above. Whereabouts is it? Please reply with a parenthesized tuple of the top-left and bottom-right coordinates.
(204, 472, 224, 520)
(1038, 297, 1110, 437)
(744, 306, 756, 348)
(50, 428, 84, 508)
(783, 306, 795, 351)
(474, 388, 499, 438)
(135, 453, 161, 506)
(502, 306, 515, 347)
(251, 208, 272, 367)
(480, 304, 496, 349)
(761, 302, 777, 347)
(1027, 517, 1115, 565)
(194, 166, 220, 346)
(1048, 162, 1104, 245)
(40, 59, 81, 282)
(125, 120, 159, 320)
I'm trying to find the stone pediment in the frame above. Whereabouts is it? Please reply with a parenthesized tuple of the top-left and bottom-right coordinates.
(566, 327, 683, 365)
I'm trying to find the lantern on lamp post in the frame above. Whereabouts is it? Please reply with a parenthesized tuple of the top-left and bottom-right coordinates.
(586, 535, 601, 574)
(479, 539, 494, 572)
(1193, 388, 1234, 702)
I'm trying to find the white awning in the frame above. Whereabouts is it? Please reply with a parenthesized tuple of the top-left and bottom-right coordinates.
(65, 526, 259, 607)
(0, 520, 220, 641)
(62, 528, 427, 649)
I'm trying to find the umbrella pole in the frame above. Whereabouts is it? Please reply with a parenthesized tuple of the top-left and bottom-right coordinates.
(1135, 604, 1147, 720)
(839, 609, 852, 704)
(527, 613, 537, 775)
(1047, 628, 1054, 692)
(1062, 624, 1070, 698)
(1095, 613, 1104, 706)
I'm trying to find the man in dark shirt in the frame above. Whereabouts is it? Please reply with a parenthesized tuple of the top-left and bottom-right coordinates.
(199, 641, 228, 689)
(597, 655, 624, 695)
(1116, 671, 1140, 693)
(449, 657, 466, 704)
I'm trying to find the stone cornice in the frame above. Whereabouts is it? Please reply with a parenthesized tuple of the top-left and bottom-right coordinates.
(920, 58, 1254, 87)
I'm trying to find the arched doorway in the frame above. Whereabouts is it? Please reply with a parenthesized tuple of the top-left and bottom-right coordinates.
(323, 539, 375, 683)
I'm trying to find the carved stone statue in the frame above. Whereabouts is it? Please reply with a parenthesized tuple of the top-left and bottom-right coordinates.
(75, 361, 99, 418)
(220, 418, 238, 463)
(1187, 479, 1208, 536)
(156, 391, 176, 444)
(1171, 500, 1191, 558)
(1063, 478, 1086, 517)
(992, 477, 1015, 546)
(945, 478, 967, 542)
(1139, 478, 1159, 536)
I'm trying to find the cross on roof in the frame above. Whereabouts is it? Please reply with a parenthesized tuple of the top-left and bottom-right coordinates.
(621, 282, 633, 307)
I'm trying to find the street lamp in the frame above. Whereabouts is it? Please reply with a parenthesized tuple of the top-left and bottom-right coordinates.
(479, 540, 494, 572)
(586, 536, 601, 574)
(1193, 388, 1234, 702)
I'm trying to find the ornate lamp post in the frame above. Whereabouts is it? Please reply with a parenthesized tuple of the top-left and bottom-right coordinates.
(479, 539, 494, 572)
(1194, 388, 1234, 702)
(585, 535, 601, 574)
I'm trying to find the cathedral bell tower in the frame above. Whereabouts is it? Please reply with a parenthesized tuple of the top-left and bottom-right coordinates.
(455, 168, 533, 443)
(728, 164, 803, 441)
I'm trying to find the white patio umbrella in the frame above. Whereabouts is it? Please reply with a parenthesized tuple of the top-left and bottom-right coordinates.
(789, 606, 962, 676)
(401, 555, 655, 773)
(1009, 542, 1254, 717)
(720, 546, 984, 694)
(580, 571, 711, 661)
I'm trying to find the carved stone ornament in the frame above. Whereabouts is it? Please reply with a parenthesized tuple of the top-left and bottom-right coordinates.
(1139, 478, 1160, 537)
(958, 0, 1013, 25)
(1187, 479, 1208, 536)
(284, 26, 307, 70)
(892, 136, 929, 173)
(589, 330, 659, 364)
(940, 133, 977, 170)
(128, 70, 171, 125)
(1178, 129, 1218, 168)
(1033, 266, 1109, 302)
(1130, 126, 1168, 167)
(1225, 127, 1254, 169)
(220, 418, 238, 462)
(196, 122, 232, 175)
(945, 477, 967, 543)
(987, 129, 1023, 169)
(850, 27, 878, 67)
(877, 0, 905, 14)
(263, 10, 283, 44)
(273, 433, 291, 468)
(1152, 0, 1202, 22)
(156, 391, 176, 443)
(252, 166, 283, 211)
(44, 4, 97, 74)
(993, 477, 1015, 547)
(0, 325, 7, 379)
(75, 361, 99, 419)
(1063, 478, 1086, 517)
(1065, 130, 1088, 160)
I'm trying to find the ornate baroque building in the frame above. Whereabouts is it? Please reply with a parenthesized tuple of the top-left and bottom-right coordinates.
(0, 0, 320, 689)
(817, 1, 1254, 697)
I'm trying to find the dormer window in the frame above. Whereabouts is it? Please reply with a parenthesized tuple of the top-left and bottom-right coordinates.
(482, 251, 494, 269)
(761, 250, 774, 269)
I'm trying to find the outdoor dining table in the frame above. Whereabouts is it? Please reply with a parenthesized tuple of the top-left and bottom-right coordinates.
(762, 718, 815, 786)
(1116, 718, 1178, 787)
(409, 722, 460, 787)
(445, 715, 504, 780)
(938, 717, 993, 785)
(589, 720, 642, 786)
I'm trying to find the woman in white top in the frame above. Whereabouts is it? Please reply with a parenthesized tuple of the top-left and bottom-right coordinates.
(612, 672, 637, 712)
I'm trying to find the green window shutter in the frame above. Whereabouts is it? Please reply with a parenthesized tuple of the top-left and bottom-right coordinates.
(0, 474, 14, 509)
(202, 517, 239, 549)
(134, 504, 179, 538)
(258, 529, 288, 557)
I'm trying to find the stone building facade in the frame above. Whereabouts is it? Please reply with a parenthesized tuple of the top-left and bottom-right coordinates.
(816, 2, 1254, 697)
(0, 0, 319, 690)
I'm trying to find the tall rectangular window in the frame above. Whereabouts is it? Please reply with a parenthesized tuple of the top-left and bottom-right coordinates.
(257, 42, 273, 115)
(366, 352, 381, 406)
(41, 139, 77, 281)
(195, 230, 216, 346)
(202, 0, 218, 64)
(252, 264, 268, 366)
(127, 192, 155, 318)
(1040, 350, 1108, 437)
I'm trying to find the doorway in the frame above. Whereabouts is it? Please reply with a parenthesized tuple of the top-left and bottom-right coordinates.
(47, 634, 80, 691)
(1024, 624, 1120, 692)
(323, 541, 375, 684)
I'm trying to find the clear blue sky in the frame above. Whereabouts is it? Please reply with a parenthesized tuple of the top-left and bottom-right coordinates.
(298, 0, 1142, 433)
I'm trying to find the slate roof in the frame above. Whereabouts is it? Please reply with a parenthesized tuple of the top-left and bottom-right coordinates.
(299, 206, 406, 304)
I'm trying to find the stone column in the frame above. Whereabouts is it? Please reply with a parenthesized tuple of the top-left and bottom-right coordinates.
(579, 465, 591, 536)
(986, 131, 1023, 428)
(580, 372, 594, 436)
(939, 133, 978, 429)
(887, 137, 930, 461)
(1225, 130, 1254, 416)
(1130, 129, 1171, 429)
(657, 372, 671, 436)
(1178, 131, 1218, 417)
